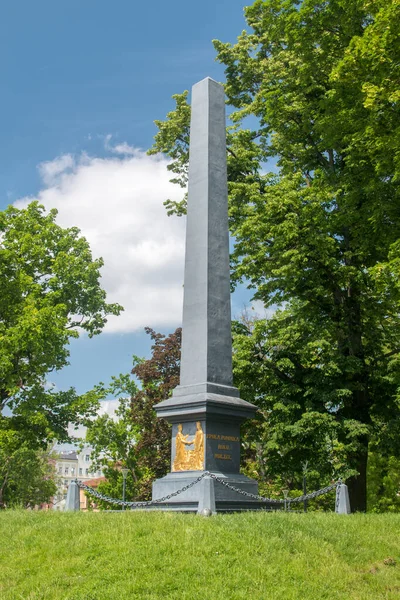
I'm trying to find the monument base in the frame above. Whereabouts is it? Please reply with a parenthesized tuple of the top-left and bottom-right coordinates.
(152, 470, 269, 513)
(153, 388, 261, 512)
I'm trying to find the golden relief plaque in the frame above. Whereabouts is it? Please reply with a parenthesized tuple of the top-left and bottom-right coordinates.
(172, 422, 204, 471)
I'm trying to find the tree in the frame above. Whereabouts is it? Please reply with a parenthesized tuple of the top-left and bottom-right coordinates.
(129, 327, 180, 499)
(85, 374, 141, 506)
(0, 201, 123, 451)
(367, 451, 400, 513)
(232, 311, 355, 495)
(87, 327, 180, 504)
(149, 0, 400, 510)
(0, 426, 57, 508)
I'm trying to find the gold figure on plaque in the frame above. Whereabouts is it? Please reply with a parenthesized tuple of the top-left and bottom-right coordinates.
(188, 421, 205, 470)
(172, 422, 204, 471)
(173, 424, 193, 471)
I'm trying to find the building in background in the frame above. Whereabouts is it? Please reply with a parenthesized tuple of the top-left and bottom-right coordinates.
(79, 476, 107, 511)
(53, 446, 103, 510)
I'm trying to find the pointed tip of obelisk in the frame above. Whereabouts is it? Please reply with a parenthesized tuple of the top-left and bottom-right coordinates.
(193, 76, 223, 89)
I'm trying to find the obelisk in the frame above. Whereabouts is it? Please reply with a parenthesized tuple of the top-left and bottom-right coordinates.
(152, 78, 259, 511)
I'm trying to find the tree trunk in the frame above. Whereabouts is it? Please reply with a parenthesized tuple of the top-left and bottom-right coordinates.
(0, 469, 9, 509)
(346, 437, 368, 512)
(341, 260, 370, 512)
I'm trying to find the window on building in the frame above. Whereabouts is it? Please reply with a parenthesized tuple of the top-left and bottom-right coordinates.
(64, 467, 69, 475)
(79, 468, 83, 475)
(85, 468, 89, 476)
(85, 454, 90, 462)
(64, 480, 68, 486)
(58, 466, 62, 474)
(71, 467, 75, 475)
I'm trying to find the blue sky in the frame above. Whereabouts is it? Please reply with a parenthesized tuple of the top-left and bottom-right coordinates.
(1, 0, 262, 397)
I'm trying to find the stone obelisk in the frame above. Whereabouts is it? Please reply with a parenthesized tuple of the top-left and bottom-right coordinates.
(152, 78, 259, 511)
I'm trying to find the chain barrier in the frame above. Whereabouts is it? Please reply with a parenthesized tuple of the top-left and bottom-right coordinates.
(74, 472, 341, 509)
(207, 473, 338, 506)
(75, 472, 206, 508)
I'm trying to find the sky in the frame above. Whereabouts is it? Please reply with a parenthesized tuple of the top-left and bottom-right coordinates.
(1, 0, 268, 403)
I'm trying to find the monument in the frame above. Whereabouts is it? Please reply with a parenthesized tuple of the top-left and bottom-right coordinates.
(152, 77, 260, 512)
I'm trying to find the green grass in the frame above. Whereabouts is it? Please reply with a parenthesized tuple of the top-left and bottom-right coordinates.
(1, 512, 400, 600)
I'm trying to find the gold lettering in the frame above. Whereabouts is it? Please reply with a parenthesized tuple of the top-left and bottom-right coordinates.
(218, 444, 231, 450)
(214, 453, 232, 460)
(207, 434, 239, 442)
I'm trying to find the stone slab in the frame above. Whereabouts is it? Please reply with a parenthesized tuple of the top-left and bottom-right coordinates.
(155, 391, 257, 423)
(173, 382, 240, 398)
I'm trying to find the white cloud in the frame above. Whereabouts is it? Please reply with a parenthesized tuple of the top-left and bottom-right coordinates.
(250, 300, 288, 320)
(250, 300, 279, 319)
(104, 135, 139, 156)
(233, 300, 281, 322)
(38, 154, 75, 186)
(15, 150, 186, 333)
(66, 398, 120, 440)
(98, 399, 120, 420)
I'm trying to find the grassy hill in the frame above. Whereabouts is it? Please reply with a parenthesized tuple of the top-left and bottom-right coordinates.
(1, 511, 399, 600)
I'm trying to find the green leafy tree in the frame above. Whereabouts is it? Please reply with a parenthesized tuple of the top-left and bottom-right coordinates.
(87, 328, 179, 505)
(367, 451, 400, 513)
(0, 426, 57, 508)
(0, 201, 123, 455)
(233, 312, 355, 493)
(85, 374, 141, 506)
(129, 327, 180, 499)
(149, 0, 400, 511)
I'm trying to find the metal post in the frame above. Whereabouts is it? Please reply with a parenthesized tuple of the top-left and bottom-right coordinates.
(121, 468, 129, 511)
(302, 461, 309, 513)
(283, 489, 289, 512)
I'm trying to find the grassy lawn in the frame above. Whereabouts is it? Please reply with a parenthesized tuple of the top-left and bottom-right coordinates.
(1, 511, 399, 600)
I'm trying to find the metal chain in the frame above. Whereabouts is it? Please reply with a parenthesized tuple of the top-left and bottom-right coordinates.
(74, 472, 340, 508)
(207, 473, 338, 504)
(207, 473, 283, 504)
(75, 472, 207, 508)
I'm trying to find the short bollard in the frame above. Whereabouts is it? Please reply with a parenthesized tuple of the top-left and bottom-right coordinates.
(65, 480, 80, 511)
(197, 475, 216, 516)
(335, 482, 351, 514)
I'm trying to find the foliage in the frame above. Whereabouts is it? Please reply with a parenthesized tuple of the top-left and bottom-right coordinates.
(2, 511, 400, 599)
(0, 202, 122, 449)
(234, 310, 361, 490)
(0, 426, 57, 508)
(149, 0, 400, 511)
(367, 451, 400, 513)
(85, 374, 141, 507)
(150, 92, 190, 216)
(128, 327, 180, 499)
(86, 327, 180, 504)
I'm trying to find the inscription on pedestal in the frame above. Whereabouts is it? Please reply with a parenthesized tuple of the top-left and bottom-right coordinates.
(205, 424, 241, 473)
